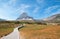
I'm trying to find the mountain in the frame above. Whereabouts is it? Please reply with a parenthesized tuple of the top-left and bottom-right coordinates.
(43, 14, 60, 23)
(17, 13, 34, 21)
(0, 18, 5, 21)
(17, 13, 60, 23)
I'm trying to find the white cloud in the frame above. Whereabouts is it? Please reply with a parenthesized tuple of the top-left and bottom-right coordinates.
(0, 0, 17, 12)
(51, 9, 60, 15)
(15, 4, 30, 14)
(0, 0, 17, 7)
(44, 5, 60, 14)
(36, 0, 45, 4)
(0, 0, 30, 20)
(7, 0, 17, 6)
(33, 6, 40, 13)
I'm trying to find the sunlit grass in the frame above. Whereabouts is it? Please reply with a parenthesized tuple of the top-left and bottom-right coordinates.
(20, 24, 48, 30)
(0, 28, 13, 38)
(0, 22, 20, 38)
(20, 24, 60, 39)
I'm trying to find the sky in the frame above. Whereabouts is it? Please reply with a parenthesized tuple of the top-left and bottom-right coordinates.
(0, 0, 60, 20)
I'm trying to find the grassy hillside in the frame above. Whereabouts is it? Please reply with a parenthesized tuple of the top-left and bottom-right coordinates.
(20, 24, 60, 39)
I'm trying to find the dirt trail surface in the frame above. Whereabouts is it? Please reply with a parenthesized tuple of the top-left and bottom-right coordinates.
(1, 26, 23, 39)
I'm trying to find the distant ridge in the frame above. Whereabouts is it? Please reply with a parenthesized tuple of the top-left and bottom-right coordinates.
(43, 13, 60, 23)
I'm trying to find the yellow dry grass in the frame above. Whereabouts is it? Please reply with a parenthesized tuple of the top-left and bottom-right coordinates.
(0, 28, 13, 38)
(0, 23, 20, 38)
(20, 24, 60, 39)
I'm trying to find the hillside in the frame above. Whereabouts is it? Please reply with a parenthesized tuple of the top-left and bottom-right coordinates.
(43, 14, 60, 23)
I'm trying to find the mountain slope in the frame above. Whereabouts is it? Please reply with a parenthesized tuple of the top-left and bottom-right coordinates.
(17, 13, 34, 20)
(0, 19, 5, 21)
(43, 14, 60, 23)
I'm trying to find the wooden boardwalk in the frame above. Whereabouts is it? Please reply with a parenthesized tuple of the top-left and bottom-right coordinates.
(1, 26, 23, 39)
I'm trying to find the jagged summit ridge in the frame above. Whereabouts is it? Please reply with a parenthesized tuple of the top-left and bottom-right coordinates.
(17, 13, 33, 20)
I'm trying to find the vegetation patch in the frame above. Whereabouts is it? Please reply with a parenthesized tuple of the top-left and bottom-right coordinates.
(0, 21, 20, 38)
(20, 24, 60, 39)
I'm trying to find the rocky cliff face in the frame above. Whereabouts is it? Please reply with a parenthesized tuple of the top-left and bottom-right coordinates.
(17, 13, 33, 20)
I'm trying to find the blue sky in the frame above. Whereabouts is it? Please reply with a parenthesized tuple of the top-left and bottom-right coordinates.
(0, 0, 60, 20)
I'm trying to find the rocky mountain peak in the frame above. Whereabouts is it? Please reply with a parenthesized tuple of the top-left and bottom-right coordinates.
(17, 12, 33, 20)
